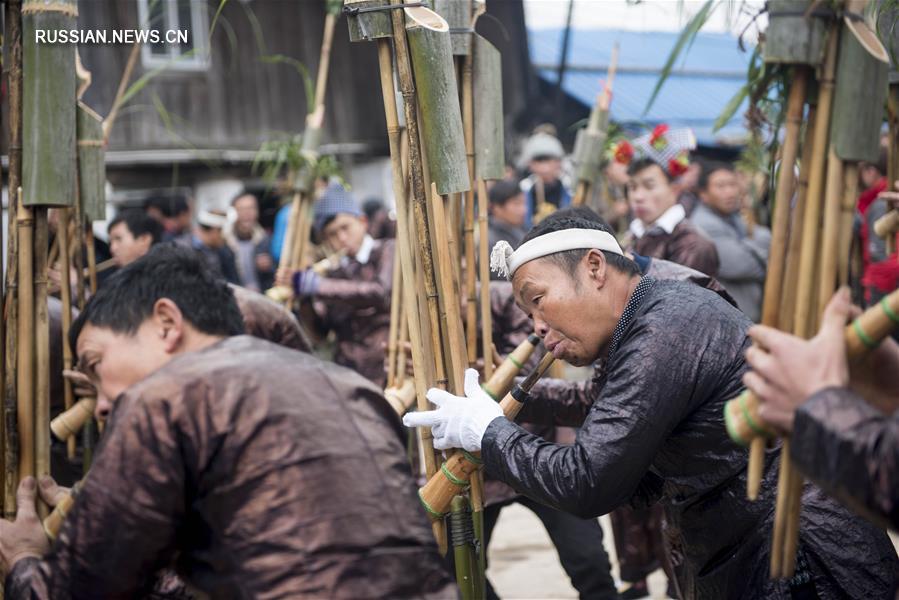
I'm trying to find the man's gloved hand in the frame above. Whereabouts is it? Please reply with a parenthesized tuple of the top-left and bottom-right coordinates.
(292, 269, 320, 297)
(402, 368, 503, 452)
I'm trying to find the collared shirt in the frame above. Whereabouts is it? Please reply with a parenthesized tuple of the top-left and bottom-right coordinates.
(629, 203, 687, 238)
(342, 234, 375, 267)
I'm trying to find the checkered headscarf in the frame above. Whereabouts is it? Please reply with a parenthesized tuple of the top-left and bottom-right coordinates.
(313, 183, 361, 233)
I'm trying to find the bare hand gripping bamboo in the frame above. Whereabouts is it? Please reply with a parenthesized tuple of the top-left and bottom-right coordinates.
(42, 481, 79, 541)
(725, 287, 899, 446)
(418, 352, 555, 519)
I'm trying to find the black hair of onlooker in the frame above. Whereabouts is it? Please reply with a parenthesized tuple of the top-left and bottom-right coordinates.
(108, 209, 164, 245)
(143, 194, 189, 218)
(521, 216, 640, 278)
(627, 157, 672, 183)
(69, 244, 245, 353)
(698, 161, 735, 191)
(488, 179, 523, 206)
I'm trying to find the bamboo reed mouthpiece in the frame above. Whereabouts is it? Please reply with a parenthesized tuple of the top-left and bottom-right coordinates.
(872, 209, 899, 241)
(42, 490, 75, 541)
(50, 397, 97, 442)
(418, 351, 555, 519)
(727, 287, 899, 446)
(384, 379, 416, 417)
(481, 334, 540, 401)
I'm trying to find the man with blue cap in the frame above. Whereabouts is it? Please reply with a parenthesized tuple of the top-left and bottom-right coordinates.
(277, 183, 395, 387)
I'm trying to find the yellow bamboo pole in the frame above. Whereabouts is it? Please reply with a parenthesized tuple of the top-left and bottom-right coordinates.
(58, 209, 76, 459)
(477, 180, 494, 381)
(16, 188, 35, 485)
(838, 163, 859, 286)
(462, 48, 478, 367)
(34, 208, 50, 516)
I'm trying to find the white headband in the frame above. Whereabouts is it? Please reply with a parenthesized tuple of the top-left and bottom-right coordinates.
(490, 229, 624, 279)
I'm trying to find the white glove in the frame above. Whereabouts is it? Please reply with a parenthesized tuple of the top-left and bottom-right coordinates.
(402, 368, 504, 452)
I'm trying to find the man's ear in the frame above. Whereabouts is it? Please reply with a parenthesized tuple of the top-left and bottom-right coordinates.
(151, 298, 185, 353)
(584, 249, 607, 288)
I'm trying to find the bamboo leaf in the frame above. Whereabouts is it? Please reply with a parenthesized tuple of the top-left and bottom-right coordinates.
(713, 84, 748, 132)
(208, 0, 230, 39)
(643, 0, 717, 115)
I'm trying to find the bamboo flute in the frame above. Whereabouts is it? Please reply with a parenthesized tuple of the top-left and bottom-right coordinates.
(838, 164, 859, 285)
(477, 179, 494, 380)
(747, 68, 808, 501)
(58, 209, 76, 458)
(33, 209, 51, 513)
(3, 0, 24, 517)
(375, 37, 444, 550)
(16, 188, 35, 485)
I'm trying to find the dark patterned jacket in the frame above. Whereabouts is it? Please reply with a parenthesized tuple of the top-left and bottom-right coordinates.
(7, 336, 454, 599)
(482, 279, 898, 599)
(631, 220, 719, 277)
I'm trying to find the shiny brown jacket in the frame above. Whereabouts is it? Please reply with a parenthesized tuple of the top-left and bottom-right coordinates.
(230, 284, 311, 352)
(631, 220, 719, 277)
(313, 238, 395, 387)
(7, 336, 454, 599)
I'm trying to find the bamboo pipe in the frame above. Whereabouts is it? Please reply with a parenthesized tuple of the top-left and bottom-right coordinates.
(747, 68, 808, 501)
(481, 334, 541, 401)
(83, 257, 115, 278)
(396, 298, 409, 386)
(57, 209, 76, 458)
(34, 209, 51, 517)
(50, 397, 96, 443)
(16, 189, 35, 485)
(779, 105, 817, 334)
(817, 149, 845, 317)
(42, 485, 76, 541)
(477, 179, 494, 381)
(85, 227, 98, 294)
(462, 48, 478, 367)
(102, 42, 140, 145)
(573, 44, 619, 207)
(73, 199, 86, 311)
(793, 28, 839, 338)
(383, 379, 416, 417)
(376, 37, 443, 549)
(449, 495, 476, 600)
(386, 245, 403, 389)
(873, 209, 899, 240)
(725, 288, 899, 445)
(838, 164, 859, 286)
(418, 353, 556, 519)
(4, 0, 24, 517)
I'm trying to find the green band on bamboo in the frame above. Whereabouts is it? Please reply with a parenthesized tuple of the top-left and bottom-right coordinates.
(462, 450, 483, 465)
(418, 489, 446, 518)
(441, 462, 469, 488)
(739, 391, 771, 438)
(853, 319, 877, 349)
(880, 297, 899, 324)
(724, 401, 748, 446)
(480, 385, 498, 402)
(508, 355, 523, 369)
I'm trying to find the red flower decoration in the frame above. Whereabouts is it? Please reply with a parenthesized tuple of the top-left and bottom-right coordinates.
(668, 153, 690, 178)
(650, 124, 669, 151)
(613, 140, 634, 165)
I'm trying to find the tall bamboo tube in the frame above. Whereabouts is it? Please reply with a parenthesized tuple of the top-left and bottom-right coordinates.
(58, 209, 76, 458)
(85, 228, 98, 294)
(386, 251, 403, 389)
(746, 67, 808, 501)
(779, 105, 817, 333)
(376, 38, 444, 551)
(3, 0, 24, 517)
(73, 197, 87, 310)
(462, 46, 478, 367)
(838, 164, 859, 285)
(16, 189, 35, 484)
(478, 179, 494, 381)
(450, 495, 476, 600)
(33, 209, 50, 505)
(817, 149, 845, 315)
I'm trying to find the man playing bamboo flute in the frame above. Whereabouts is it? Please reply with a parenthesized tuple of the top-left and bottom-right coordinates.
(404, 216, 898, 599)
(0, 245, 454, 599)
(744, 287, 899, 532)
(276, 183, 395, 387)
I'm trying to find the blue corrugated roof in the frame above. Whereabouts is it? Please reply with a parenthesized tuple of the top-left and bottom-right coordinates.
(529, 28, 753, 145)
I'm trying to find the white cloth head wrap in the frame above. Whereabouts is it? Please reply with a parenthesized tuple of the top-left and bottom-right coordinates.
(490, 229, 624, 280)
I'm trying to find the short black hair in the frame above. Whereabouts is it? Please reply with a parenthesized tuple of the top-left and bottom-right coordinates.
(143, 194, 189, 218)
(548, 206, 606, 225)
(698, 161, 735, 190)
(69, 244, 245, 353)
(520, 216, 641, 278)
(108, 209, 164, 244)
(627, 157, 672, 183)
(488, 179, 523, 206)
